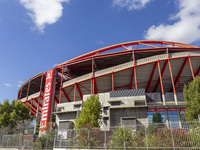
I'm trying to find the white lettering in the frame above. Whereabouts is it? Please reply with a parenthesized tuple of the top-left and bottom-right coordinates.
(45, 82, 51, 92)
(40, 121, 47, 128)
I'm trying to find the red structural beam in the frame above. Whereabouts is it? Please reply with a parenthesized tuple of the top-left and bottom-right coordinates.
(62, 55, 200, 90)
(27, 101, 41, 113)
(167, 50, 176, 96)
(62, 89, 71, 102)
(26, 81, 30, 100)
(61, 56, 200, 93)
(56, 40, 197, 68)
(157, 61, 165, 95)
(33, 99, 43, 108)
(133, 52, 138, 89)
(74, 84, 76, 102)
(54, 96, 59, 104)
(170, 58, 188, 92)
(129, 68, 134, 89)
(94, 79, 98, 94)
(31, 112, 35, 116)
(59, 66, 64, 103)
(188, 56, 195, 80)
(145, 62, 158, 92)
(76, 83, 83, 100)
(154, 60, 168, 92)
(27, 102, 37, 114)
(112, 72, 114, 91)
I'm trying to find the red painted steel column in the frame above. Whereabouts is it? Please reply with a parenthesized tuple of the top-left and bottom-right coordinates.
(129, 68, 134, 89)
(19, 88, 22, 100)
(37, 74, 44, 116)
(76, 83, 83, 100)
(167, 49, 178, 105)
(178, 80, 182, 92)
(157, 60, 166, 105)
(30, 98, 33, 115)
(91, 57, 95, 94)
(74, 83, 76, 102)
(154, 61, 168, 92)
(94, 79, 98, 94)
(26, 81, 30, 101)
(59, 66, 64, 103)
(112, 72, 114, 91)
(133, 51, 138, 89)
(145, 62, 158, 92)
(62, 89, 71, 102)
(171, 58, 188, 92)
(188, 56, 195, 80)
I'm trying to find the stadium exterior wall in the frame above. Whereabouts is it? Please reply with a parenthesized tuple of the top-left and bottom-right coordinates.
(17, 40, 200, 132)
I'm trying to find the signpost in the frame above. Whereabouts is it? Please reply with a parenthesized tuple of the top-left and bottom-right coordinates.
(33, 134, 37, 139)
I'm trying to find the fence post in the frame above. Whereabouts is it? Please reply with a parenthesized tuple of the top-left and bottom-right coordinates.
(54, 131, 56, 148)
(6, 136, 9, 147)
(1, 135, 4, 148)
(12, 134, 15, 147)
(88, 128, 90, 149)
(145, 126, 148, 150)
(123, 125, 126, 150)
(46, 132, 48, 150)
(73, 129, 75, 149)
(169, 122, 175, 150)
(19, 134, 22, 149)
(104, 126, 107, 149)
(60, 130, 63, 148)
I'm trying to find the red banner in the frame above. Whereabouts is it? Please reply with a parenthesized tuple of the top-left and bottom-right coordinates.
(148, 108, 165, 112)
(180, 108, 186, 111)
(39, 70, 55, 131)
(167, 108, 177, 111)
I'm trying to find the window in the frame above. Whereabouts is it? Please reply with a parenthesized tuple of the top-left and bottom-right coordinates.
(148, 108, 166, 124)
(167, 108, 179, 128)
(121, 117, 136, 130)
(74, 104, 81, 109)
(111, 101, 121, 106)
(180, 108, 186, 122)
(180, 108, 187, 128)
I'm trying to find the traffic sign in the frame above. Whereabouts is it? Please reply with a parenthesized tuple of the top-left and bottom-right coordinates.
(33, 134, 37, 139)
(33, 139, 36, 142)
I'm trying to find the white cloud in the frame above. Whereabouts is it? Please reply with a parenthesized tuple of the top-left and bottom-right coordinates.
(17, 85, 21, 87)
(112, 0, 152, 10)
(18, 80, 24, 84)
(145, 0, 200, 44)
(4, 83, 12, 87)
(20, 0, 69, 32)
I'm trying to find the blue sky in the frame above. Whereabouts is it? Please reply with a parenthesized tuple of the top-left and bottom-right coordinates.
(0, 0, 200, 102)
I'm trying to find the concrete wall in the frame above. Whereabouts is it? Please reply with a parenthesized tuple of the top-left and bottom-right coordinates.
(110, 107, 148, 127)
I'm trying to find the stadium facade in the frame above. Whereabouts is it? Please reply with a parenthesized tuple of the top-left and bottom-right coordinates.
(17, 40, 200, 132)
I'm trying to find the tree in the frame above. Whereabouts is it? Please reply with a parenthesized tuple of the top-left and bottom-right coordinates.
(152, 112, 163, 124)
(74, 94, 103, 148)
(183, 76, 200, 121)
(108, 127, 145, 149)
(0, 99, 32, 134)
(75, 94, 102, 128)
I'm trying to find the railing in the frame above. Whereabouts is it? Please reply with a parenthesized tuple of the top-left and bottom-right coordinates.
(0, 121, 199, 149)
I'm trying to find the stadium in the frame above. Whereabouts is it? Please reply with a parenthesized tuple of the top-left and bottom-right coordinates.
(17, 40, 200, 132)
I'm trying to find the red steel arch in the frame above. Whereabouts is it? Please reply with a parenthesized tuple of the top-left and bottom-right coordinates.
(55, 40, 197, 68)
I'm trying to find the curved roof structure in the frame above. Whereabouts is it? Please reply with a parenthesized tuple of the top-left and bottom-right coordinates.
(17, 40, 200, 116)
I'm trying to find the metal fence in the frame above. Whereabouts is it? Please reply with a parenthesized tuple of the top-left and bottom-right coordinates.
(0, 121, 200, 149)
